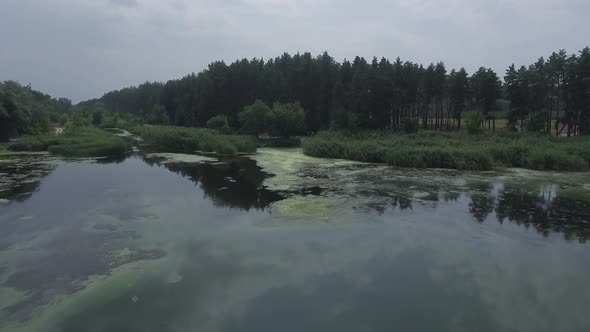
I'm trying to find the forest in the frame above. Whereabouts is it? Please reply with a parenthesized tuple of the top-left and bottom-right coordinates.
(74, 47, 590, 136)
(2, 48, 590, 169)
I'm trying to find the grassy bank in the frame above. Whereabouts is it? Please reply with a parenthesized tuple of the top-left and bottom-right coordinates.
(303, 131, 590, 171)
(131, 126, 257, 154)
(8, 127, 128, 157)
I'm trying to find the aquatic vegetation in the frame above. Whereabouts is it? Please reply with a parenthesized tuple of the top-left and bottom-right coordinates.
(2, 147, 590, 332)
(559, 189, 590, 202)
(131, 125, 257, 154)
(303, 131, 590, 171)
(271, 196, 340, 220)
(7, 127, 128, 157)
(0, 155, 59, 203)
(0, 151, 50, 156)
(151, 155, 283, 210)
(0, 226, 166, 329)
(252, 148, 360, 192)
(0, 258, 170, 332)
(6, 134, 60, 152)
(258, 137, 301, 148)
(145, 153, 217, 164)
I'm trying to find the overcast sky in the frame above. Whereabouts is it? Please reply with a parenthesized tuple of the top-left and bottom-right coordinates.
(1, 0, 588, 102)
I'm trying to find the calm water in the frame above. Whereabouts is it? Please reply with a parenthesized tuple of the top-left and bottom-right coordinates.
(1, 149, 589, 332)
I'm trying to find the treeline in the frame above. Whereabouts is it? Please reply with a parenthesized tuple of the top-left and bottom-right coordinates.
(0, 81, 71, 140)
(505, 49, 590, 135)
(0, 81, 145, 142)
(82, 47, 590, 135)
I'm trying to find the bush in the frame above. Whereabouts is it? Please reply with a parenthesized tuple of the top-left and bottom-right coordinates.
(302, 130, 590, 171)
(465, 112, 483, 135)
(8, 127, 128, 157)
(258, 137, 301, 148)
(238, 100, 270, 136)
(206, 115, 230, 133)
(526, 114, 546, 133)
(8, 134, 59, 151)
(526, 148, 587, 171)
(131, 125, 256, 154)
(146, 104, 170, 125)
(402, 119, 419, 134)
(267, 102, 306, 138)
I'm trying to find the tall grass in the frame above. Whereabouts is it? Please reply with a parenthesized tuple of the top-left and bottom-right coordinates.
(303, 131, 590, 171)
(258, 137, 301, 148)
(131, 126, 257, 154)
(8, 127, 128, 157)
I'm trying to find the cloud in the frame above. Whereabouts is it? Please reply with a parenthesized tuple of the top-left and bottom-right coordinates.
(0, 0, 588, 102)
(110, 0, 139, 8)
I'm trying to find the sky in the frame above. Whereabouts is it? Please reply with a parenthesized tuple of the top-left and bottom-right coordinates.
(0, 0, 588, 103)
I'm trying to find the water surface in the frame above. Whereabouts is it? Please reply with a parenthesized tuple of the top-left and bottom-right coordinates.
(1, 149, 589, 332)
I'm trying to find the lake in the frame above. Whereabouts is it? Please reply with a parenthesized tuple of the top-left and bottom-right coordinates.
(1, 148, 589, 332)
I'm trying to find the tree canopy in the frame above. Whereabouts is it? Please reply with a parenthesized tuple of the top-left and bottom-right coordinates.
(3, 47, 590, 140)
(0, 81, 70, 140)
(78, 47, 589, 136)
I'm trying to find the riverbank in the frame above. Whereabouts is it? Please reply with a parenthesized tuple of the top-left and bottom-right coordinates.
(7, 127, 128, 157)
(302, 131, 590, 171)
(131, 126, 257, 154)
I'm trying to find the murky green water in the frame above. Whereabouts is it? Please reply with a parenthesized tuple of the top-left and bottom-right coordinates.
(1, 148, 589, 332)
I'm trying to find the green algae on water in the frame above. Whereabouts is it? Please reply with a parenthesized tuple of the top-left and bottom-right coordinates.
(271, 196, 342, 221)
(145, 153, 217, 164)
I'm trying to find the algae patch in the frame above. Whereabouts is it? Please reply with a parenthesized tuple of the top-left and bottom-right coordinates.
(271, 196, 341, 221)
(252, 148, 361, 192)
(145, 153, 217, 164)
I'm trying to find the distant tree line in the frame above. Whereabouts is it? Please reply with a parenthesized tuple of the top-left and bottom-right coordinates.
(0, 80, 148, 141)
(505, 48, 590, 136)
(80, 47, 589, 136)
(4, 47, 589, 141)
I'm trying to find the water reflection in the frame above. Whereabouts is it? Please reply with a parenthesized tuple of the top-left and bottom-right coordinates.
(485, 186, 590, 242)
(55, 241, 499, 332)
(469, 193, 495, 222)
(0, 155, 56, 203)
(2, 152, 590, 242)
(220, 249, 498, 332)
(1, 150, 590, 332)
(142, 155, 283, 211)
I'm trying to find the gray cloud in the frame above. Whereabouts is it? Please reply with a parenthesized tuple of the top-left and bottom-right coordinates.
(110, 0, 139, 7)
(1, 0, 588, 102)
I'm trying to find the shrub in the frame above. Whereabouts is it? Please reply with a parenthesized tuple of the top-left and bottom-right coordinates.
(9, 127, 128, 157)
(258, 137, 301, 148)
(302, 130, 590, 171)
(465, 112, 483, 135)
(267, 102, 306, 138)
(526, 114, 546, 133)
(8, 134, 59, 151)
(238, 100, 270, 136)
(526, 148, 588, 171)
(131, 125, 256, 154)
(402, 118, 419, 134)
(206, 115, 230, 133)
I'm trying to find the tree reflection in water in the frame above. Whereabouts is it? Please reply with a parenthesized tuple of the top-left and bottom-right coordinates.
(470, 184, 590, 242)
(143, 155, 283, 211)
